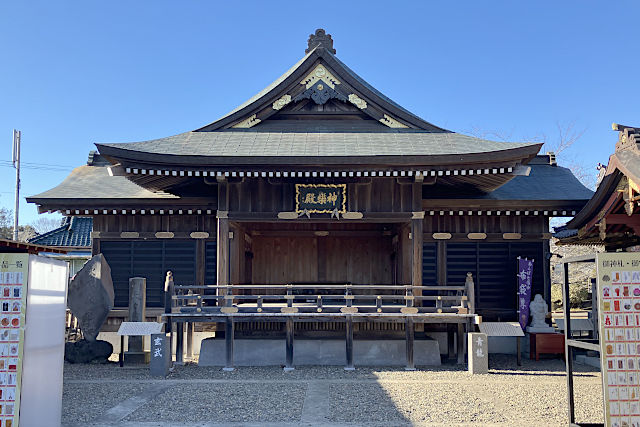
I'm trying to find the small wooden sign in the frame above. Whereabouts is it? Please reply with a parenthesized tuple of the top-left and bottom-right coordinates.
(295, 184, 346, 214)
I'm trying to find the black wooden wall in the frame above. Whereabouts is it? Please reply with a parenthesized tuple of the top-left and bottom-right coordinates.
(423, 241, 544, 319)
(101, 240, 199, 307)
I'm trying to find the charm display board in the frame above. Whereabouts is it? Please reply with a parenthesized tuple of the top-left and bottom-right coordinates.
(597, 253, 640, 427)
(0, 254, 28, 427)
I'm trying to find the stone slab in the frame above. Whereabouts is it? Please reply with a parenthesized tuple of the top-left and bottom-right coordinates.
(198, 338, 441, 367)
(468, 333, 488, 374)
(150, 333, 171, 377)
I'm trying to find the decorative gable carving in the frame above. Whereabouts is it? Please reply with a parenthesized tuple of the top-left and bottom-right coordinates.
(379, 114, 408, 128)
(301, 65, 340, 89)
(348, 94, 367, 110)
(272, 94, 292, 110)
(232, 114, 261, 128)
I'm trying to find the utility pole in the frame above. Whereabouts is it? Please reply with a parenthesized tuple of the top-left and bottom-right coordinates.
(12, 130, 21, 241)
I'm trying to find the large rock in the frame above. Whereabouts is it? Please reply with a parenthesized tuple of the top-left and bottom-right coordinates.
(65, 339, 113, 364)
(68, 254, 114, 341)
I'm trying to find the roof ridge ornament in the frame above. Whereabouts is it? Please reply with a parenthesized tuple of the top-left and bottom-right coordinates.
(306, 29, 336, 55)
(613, 122, 640, 153)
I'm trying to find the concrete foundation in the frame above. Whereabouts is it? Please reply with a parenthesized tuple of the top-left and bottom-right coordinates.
(198, 338, 441, 367)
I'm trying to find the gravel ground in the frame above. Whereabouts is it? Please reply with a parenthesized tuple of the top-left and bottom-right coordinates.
(124, 383, 305, 423)
(62, 355, 603, 426)
(62, 383, 150, 425)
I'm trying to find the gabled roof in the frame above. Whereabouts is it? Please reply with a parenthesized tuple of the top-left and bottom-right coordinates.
(558, 124, 640, 249)
(95, 29, 542, 173)
(192, 45, 447, 132)
(29, 217, 93, 248)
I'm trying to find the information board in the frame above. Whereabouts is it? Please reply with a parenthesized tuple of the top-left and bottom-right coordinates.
(597, 252, 640, 427)
(0, 253, 28, 427)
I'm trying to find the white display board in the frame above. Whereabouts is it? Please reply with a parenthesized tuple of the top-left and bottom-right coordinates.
(0, 253, 28, 427)
(597, 253, 640, 427)
(20, 255, 68, 427)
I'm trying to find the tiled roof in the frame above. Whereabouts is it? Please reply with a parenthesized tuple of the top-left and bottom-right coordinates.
(29, 217, 92, 248)
(464, 163, 594, 201)
(28, 165, 180, 200)
(98, 131, 539, 159)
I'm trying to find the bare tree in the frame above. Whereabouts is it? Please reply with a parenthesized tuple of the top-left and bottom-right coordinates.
(31, 216, 63, 235)
(466, 122, 596, 190)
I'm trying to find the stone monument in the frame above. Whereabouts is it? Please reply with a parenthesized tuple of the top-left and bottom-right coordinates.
(65, 254, 115, 363)
(468, 332, 488, 374)
(526, 294, 554, 333)
(125, 277, 149, 363)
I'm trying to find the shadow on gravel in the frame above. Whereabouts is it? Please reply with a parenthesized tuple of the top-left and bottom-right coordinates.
(486, 354, 600, 378)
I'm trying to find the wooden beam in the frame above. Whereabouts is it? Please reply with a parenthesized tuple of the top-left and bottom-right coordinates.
(602, 214, 640, 225)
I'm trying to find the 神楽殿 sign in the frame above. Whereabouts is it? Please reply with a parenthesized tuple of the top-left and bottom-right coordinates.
(295, 184, 346, 214)
(596, 252, 640, 427)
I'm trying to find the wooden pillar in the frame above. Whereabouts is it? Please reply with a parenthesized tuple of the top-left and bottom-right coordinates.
(218, 180, 232, 370)
(543, 238, 551, 309)
(223, 317, 234, 371)
(176, 322, 184, 365)
(412, 212, 424, 305)
(457, 323, 465, 365)
(285, 318, 294, 371)
(186, 321, 194, 359)
(405, 318, 415, 370)
(217, 213, 229, 289)
(217, 180, 230, 290)
(345, 315, 354, 370)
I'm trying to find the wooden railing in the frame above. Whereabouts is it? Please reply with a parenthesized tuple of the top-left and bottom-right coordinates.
(163, 272, 477, 370)
(166, 273, 476, 316)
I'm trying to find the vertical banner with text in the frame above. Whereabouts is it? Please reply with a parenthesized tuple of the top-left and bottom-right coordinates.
(597, 253, 640, 427)
(517, 257, 534, 331)
(0, 253, 29, 427)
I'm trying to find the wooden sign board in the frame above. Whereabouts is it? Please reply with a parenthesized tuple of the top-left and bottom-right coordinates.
(295, 184, 346, 214)
(596, 252, 640, 427)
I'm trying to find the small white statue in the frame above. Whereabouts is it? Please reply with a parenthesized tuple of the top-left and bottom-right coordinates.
(527, 294, 554, 333)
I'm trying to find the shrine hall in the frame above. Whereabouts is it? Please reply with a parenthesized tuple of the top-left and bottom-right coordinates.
(27, 30, 593, 362)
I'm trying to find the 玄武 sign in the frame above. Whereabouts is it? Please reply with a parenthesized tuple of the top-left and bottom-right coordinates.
(596, 252, 640, 427)
(295, 184, 346, 214)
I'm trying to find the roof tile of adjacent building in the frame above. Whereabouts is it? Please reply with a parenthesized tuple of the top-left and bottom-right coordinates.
(29, 216, 92, 248)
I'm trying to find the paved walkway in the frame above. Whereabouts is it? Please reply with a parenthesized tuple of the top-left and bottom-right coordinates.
(62, 356, 603, 426)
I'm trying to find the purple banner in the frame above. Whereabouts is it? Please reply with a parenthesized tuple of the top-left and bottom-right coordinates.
(517, 257, 534, 331)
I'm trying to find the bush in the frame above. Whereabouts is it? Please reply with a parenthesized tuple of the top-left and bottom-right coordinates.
(551, 281, 590, 310)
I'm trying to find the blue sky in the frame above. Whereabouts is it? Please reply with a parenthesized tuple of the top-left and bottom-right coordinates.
(0, 1, 638, 225)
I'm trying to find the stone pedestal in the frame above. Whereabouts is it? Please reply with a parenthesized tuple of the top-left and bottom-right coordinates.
(468, 333, 488, 374)
(150, 333, 171, 377)
(125, 277, 148, 364)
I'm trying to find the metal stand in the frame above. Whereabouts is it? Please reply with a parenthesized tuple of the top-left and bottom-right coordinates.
(561, 255, 602, 427)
